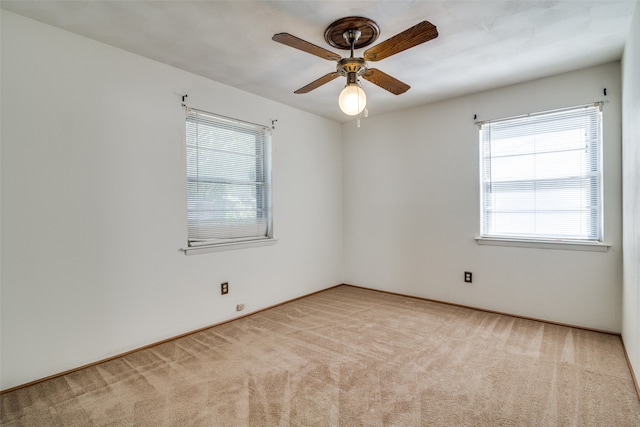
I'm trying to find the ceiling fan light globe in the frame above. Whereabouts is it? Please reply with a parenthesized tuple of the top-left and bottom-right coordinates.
(339, 85, 366, 115)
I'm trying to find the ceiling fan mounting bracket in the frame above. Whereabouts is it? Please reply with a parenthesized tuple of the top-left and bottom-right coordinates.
(343, 29, 361, 46)
(324, 17, 380, 50)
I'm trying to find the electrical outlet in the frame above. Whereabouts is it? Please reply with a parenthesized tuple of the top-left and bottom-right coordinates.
(464, 272, 472, 283)
(236, 304, 244, 311)
(221, 282, 229, 295)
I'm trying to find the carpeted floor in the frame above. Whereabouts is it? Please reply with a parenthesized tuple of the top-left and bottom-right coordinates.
(2, 285, 639, 426)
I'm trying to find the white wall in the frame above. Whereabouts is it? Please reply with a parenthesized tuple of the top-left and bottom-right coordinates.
(0, 11, 343, 390)
(621, 1, 640, 389)
(343, 62, 623, 332)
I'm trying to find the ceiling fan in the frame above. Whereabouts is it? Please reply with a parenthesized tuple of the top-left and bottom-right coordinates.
(272, 17, 438, 115)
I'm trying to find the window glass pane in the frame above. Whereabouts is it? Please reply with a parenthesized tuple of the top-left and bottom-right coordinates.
(186, 109, 272, 246)
(480, 104, 602, 242)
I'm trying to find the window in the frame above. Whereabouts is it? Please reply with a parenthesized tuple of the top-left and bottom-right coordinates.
(186, 108, 272, 249)
(479, 103, 602, 243)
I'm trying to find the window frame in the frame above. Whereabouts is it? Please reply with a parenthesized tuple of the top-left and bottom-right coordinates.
(183, 108, 275, 255)
(476, 103, 609, 251)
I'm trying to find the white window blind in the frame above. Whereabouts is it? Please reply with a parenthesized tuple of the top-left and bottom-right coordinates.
(186, 108, 272, 247)
(480, 103, 602, 242)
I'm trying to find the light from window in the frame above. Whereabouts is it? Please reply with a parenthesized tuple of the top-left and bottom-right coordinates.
(479, 103, 602, 242)
(186, 108, 272, 247)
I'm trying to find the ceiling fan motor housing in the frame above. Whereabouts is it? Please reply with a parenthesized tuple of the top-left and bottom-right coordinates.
(337, 57, 367, 81)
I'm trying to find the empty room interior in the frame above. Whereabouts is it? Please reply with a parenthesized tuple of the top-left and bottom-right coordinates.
(1, 0, 640, 425)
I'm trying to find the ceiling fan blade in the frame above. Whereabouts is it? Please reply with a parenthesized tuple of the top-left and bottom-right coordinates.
(272, 33, 342, 61)
(363, 69, 410, 95)
(294, 72, 341, 94)
(363, 21, 438, 62)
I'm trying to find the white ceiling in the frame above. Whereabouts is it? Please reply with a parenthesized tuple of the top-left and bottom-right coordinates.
(1, 0, 636, 123)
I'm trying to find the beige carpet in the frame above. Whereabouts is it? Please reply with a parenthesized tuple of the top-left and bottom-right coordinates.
(2, 285, 639, 426)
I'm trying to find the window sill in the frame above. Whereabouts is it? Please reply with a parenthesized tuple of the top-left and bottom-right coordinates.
(182, 238, 278, 255)
(475, 237, 610, 252)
